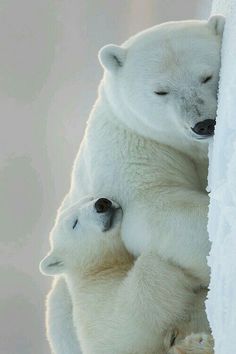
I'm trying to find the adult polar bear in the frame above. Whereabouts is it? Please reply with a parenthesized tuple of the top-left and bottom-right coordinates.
(47, 16, 224, 354)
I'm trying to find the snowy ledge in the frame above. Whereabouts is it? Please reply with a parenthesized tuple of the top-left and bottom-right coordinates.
(207, 0, 236, 353)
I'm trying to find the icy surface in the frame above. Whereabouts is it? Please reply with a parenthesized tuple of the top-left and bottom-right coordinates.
(207, 1, 236, 353)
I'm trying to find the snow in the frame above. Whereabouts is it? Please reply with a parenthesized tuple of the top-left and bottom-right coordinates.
(206, 0, 236, 352)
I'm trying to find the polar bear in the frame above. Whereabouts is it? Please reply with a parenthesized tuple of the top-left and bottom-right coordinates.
(40, 197, 210, 354)
(46, 16, 224, 353)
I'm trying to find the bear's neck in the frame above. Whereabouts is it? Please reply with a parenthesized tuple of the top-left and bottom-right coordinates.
(70, 243, 133, 281)
(68, 241, 133, 279)
(87, 89, 208, 189)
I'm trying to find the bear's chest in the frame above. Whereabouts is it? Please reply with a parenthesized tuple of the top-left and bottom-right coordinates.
(74, 139, 158, 204)
(71, 118, 199, 207)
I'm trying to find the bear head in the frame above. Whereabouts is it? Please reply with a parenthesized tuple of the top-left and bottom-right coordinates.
(99, 15, 225, 152)
(40, 197, 122, 276)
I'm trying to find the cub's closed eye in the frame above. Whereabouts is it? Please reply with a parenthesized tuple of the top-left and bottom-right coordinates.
(201, 75, 212, 84)
(154, 91, 169, 96)
(72, 218, 78, 229)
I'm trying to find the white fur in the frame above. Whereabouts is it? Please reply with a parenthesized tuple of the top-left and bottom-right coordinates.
(45, 278, 79, 354)
(40, 199, 210, 354)
(46, 16, 224, 353)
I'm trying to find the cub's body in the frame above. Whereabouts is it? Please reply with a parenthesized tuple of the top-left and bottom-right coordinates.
(40, 199, 210, 354)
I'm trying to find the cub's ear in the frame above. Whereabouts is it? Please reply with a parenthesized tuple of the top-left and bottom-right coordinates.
(207, 15, 225, 36)
(39, 252, 65, 276)
(98, 44, 127, 72)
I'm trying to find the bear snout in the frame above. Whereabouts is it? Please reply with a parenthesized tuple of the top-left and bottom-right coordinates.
(191, 119, 216, 137)
(94, 198, 122, 232)
(94, 198, 113, 213)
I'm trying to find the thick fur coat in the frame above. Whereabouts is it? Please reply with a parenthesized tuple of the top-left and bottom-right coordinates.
(41, 198, 210, 354)
(44, 16, 224, 353)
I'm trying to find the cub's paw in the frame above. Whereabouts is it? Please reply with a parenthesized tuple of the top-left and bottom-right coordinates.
(168, 333, 214, 354)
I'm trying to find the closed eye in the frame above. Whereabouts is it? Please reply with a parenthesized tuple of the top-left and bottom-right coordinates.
(72, 218, 78, 230)
(170, 330, 178, 347)
(201, 75, 212, 84)
(170, 333, 176, 346)
(48, 261, 63, 267)
(154, 91, 169, 96)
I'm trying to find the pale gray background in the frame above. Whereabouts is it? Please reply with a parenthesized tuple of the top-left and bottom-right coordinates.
(0, 1, 212, 353)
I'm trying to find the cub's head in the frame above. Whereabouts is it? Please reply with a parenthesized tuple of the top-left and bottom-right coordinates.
(99, 15, 225, 149)
(40, 197, 122, 276)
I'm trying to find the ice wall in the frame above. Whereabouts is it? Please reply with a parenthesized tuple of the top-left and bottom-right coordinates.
(207, 0, 236, 353)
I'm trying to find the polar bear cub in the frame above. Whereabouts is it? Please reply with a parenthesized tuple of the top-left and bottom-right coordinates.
(40, 197, 210, 354)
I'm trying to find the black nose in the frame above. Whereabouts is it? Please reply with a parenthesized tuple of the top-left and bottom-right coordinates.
(192, 119, 216, 136)
(94, 198, 112, 213)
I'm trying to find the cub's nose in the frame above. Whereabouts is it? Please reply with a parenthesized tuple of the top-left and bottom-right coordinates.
(192, 119, 216, 136)
(94, 198, 112, 213)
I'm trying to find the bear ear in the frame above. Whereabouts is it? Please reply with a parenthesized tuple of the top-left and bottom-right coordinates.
(207, 15, 225, 36)
(39, 252, 65, 276)
(98, 44, 127, 72)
